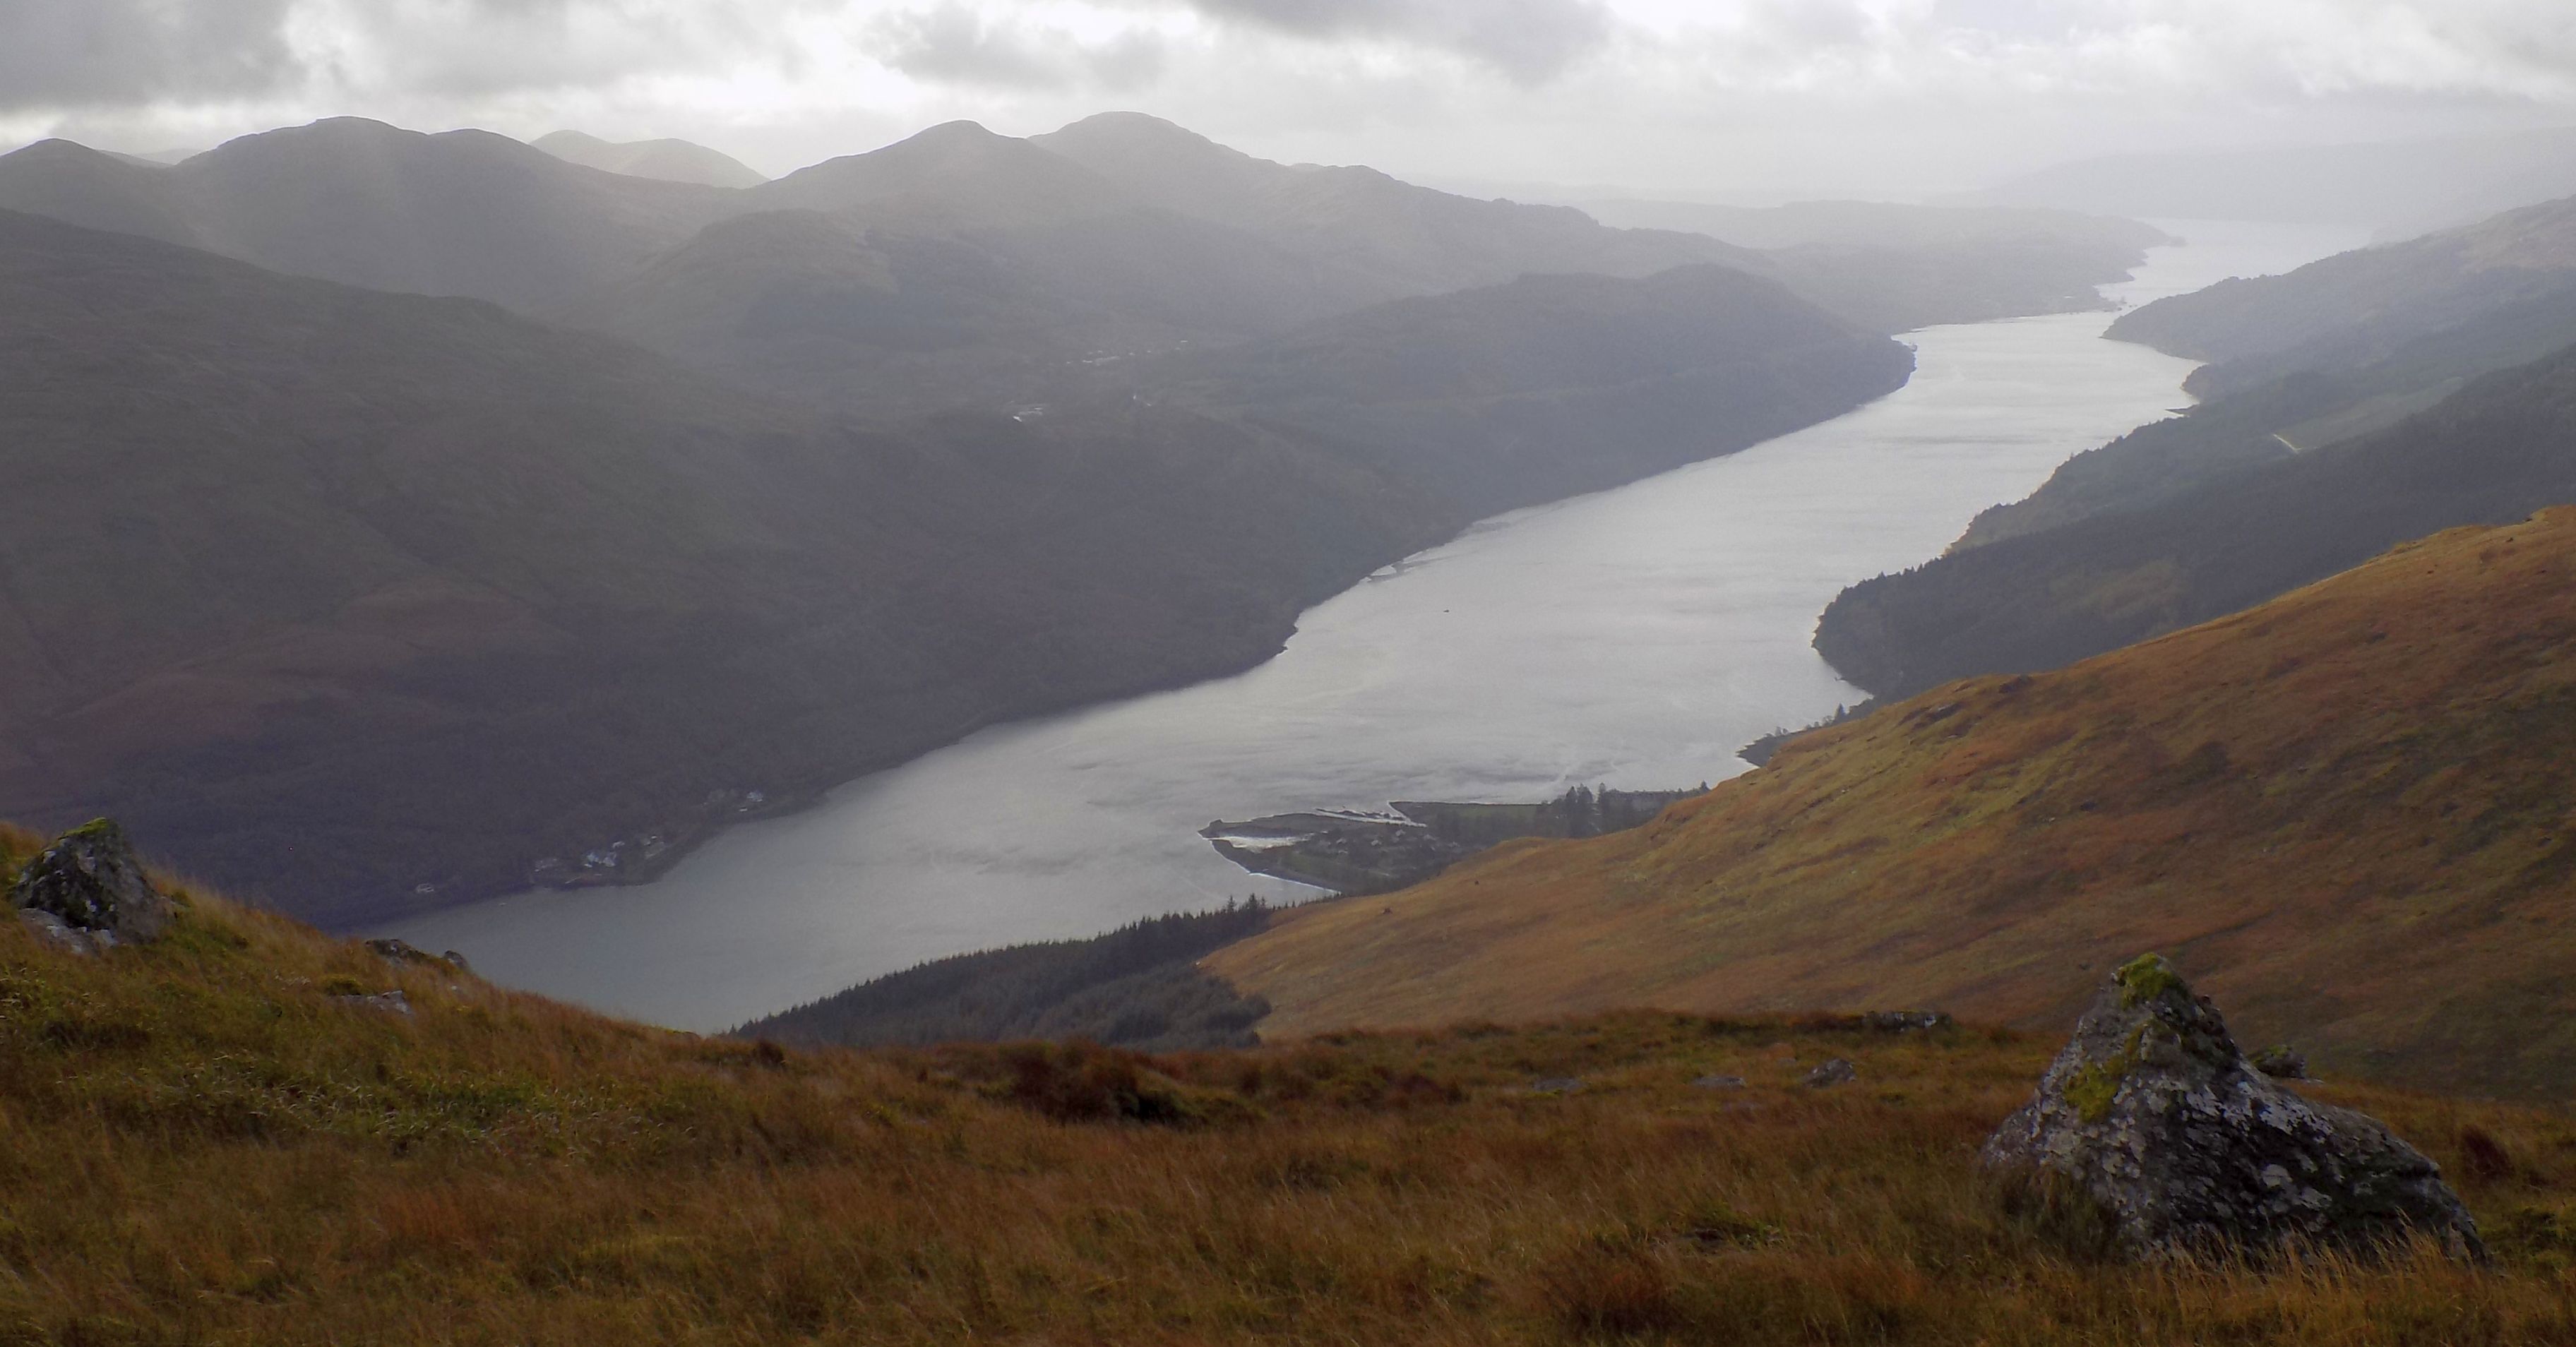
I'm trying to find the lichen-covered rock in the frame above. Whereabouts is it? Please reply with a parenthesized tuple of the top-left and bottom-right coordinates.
(1982, 954, 2481, 1262)
(1806, 1058, 1857, 1088)
(1860, 1010, 1952, 1034)
(8, 820, 169, 945)
(328, 988, 413, 1017)
(2250, 1044, 2310, 1079)
(18, 909, 102, 957)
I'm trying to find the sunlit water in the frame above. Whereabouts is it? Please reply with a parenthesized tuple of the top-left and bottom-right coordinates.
(381, 220, 2367, 1030)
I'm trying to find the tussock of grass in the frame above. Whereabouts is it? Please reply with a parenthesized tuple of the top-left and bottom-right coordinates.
(0, 880, 2570, 1344)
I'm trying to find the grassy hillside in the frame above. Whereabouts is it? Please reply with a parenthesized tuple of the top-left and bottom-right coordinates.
(1214, 510, 2576, 1101)
(0, 825, 2568, 1342)
(1814, 322, 2576, 701)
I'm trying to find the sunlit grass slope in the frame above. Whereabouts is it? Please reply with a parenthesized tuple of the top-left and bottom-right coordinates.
(0, 824, 2570, 1343)
(1212, 509, 2576, 1101)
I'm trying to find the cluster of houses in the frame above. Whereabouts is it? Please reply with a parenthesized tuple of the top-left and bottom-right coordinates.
(526, 788, 770, 889)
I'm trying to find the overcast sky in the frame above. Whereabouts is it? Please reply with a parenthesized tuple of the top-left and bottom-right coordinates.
(6, 0, 2576, 198)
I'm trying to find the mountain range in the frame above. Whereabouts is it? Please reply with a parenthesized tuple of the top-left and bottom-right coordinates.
(532, 129, 768, 188)
(0, 198, 1907, 922)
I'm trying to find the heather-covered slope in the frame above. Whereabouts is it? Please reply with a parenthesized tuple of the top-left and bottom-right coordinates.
(1213, 510, 2576, 1100)
(0, 821, 2565, 1343)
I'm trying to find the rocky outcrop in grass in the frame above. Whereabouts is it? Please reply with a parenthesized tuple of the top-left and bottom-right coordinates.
(9, 818, 169, 953)
(1981, 955, 2482, 1262)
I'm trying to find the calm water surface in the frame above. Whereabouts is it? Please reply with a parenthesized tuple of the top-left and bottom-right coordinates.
(383, 221, 2367, 1029)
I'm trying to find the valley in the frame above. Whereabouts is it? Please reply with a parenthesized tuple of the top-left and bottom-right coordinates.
(18, 15, 2576, 1343)
(380, 222, 2354, 1031)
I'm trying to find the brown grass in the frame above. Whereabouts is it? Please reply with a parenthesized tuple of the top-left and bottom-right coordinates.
(1211, 509, 2576, 1099)
(0, 855, 2570, 1345)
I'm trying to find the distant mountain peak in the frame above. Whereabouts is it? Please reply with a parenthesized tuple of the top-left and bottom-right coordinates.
(532, 129, 765, 189)
(752, 119, 1121, 227)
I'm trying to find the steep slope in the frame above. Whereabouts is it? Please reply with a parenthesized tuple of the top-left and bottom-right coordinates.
(0, 210, 1439, 923)
(1955, 285, 2576, 553)
(532, 129, 767, 188)
(0, 139, 205, 249)
(0, 118, 739, 312)
(1813, 323, 2576, 700)
(1, 832, 2565, 1343)
(1157, 265, 1916, 518)
(569, 203, 1380, 419)
(2108, 196, 2576, 397)
(1213, 510, 2576, 1099)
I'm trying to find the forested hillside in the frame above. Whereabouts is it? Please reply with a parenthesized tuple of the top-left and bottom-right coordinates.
(1813, 325, 2576, 700)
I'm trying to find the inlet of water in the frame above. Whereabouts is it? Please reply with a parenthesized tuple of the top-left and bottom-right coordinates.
(382, 220, 2368, 1030)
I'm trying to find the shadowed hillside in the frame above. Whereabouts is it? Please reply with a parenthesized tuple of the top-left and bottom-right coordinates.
(1155, 265, 1917, 517)
(2108, 196, 2576, 397)
(531, 129, 766, 188)
(1813, 322, 2576, 702)
(1581, 198, 2176, 333)
(0, 822, 2567, 1342)
(0, 119, 737, 312)
(0, 209, 1907, 923)
(1213, 510, 2576, 1100)
(739, 901, 1279, 1051)
(1032, 112, 1759, 297)
(0, 209, 1448, 923)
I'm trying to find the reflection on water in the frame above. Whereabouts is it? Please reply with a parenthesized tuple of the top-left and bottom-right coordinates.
(381, 220, 2368, 1031)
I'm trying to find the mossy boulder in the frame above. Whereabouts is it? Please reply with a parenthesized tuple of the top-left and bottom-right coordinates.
(1981, 954, 2481, 1261)
(8, 819, 172, 947)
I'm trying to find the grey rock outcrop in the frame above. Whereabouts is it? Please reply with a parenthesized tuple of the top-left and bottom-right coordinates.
(1982, 954, 2481, 1262)
(18, 909, 103, 957)
(1806, 1058, 1858, 1088)
(328, 988, 413, 1017)
(2250, 1044, 2310, 1079)
(364, 938, 472, 974)
(9, 819, 171, 947)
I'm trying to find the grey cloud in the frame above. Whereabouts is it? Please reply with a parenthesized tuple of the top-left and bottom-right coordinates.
(1186, 0, 1610, 83)
(1086, 32, 1169, 92)
(871, 4, 1170, 92)
(0, 0, 303, 112)
(873, 4, 1071, 88)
